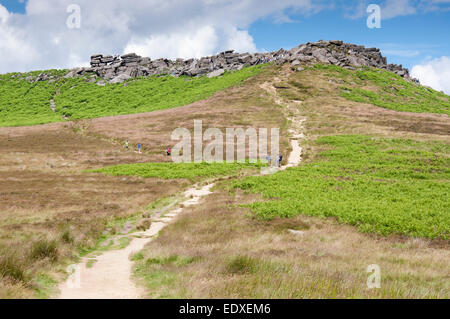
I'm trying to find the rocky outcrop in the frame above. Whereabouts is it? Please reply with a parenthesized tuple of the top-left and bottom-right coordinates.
(75, 40, 413, 82)
(18, 40, 417, 83)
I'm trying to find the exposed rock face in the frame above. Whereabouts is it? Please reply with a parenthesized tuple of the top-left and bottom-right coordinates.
(207, 69, 225, 78)
(25, 40, 416, 83)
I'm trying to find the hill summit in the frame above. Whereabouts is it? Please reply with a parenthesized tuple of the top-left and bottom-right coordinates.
(64, 40, 414, 84)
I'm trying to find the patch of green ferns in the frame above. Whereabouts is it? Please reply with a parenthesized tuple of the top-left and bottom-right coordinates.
(90, 161, 266, 182)
(314, 64, 450, 115)
(234, 135, 450, 239)
(0, 65, 263, 127)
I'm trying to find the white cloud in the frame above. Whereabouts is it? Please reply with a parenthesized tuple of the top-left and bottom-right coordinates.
(0, 4, 41, 72)
(222, 28, 258, 53)
(381, 0, 416, 19)
(343, 0, 416, 20)
(125, 26, 219, 60)
(0, 0, 315, 73)
(411, 56, 450, 94)
(0, 4, 10, 23)
(344, 0, 450, 20)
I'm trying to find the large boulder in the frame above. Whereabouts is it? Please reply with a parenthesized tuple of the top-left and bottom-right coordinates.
(207, 69, 225, 78)
(109, 74, 131, 84)
(312, 48, 330, 63)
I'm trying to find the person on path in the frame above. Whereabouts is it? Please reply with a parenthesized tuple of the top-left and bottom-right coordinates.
(137, 143, 141, 154)
(166, 147, 171, 156)
(278, 154, 283, 167)
(125, 140, 129, 150)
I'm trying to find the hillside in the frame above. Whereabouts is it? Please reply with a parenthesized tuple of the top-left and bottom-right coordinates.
(0, 42, 449, 299)
(1, 41, 448, 128)
(0, 66, 263, 127)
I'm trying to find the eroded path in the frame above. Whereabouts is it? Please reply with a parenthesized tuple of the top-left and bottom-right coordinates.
(260, 78, 306, 170)
(58, 184, 214, 299)
(57, 77, 305, 299)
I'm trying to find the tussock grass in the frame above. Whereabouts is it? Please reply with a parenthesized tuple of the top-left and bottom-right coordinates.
(225, 256, 258, 274)
(0, 253, 28, 284)
(60, 230, 74, 244)
(29, 239, 59, 262)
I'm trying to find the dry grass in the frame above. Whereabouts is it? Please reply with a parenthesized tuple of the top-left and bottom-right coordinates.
(1, 63, 448, 298)
(82, 67, 290, 161)
(134, 186, 449, 298)
(281, 65, 450, 143)
(133, 64, 449, 299)
(0, 124, 185, 297)
(0, 67, 288, 298)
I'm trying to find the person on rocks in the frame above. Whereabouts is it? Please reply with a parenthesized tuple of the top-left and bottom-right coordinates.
(125, 140, 129, 150)
(137, 143, 141, 154)
(166, 147, 171, 156)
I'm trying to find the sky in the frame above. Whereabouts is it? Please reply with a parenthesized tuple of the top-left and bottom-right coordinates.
(0, 0, 449, 93)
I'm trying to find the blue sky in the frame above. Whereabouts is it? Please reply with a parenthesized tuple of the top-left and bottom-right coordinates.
(0, 0, 449, 92)
(1, 0, 26, 13)
(250, 8, 450, 69)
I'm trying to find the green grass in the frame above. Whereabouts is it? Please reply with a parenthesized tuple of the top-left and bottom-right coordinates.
(0, 69, 66, 126)
(33, 273, 58, 299)
(0, 65, 263, 127)
(134, 254, 199, 298)
(313, 64, 450, 115)
(91, 161, 266, 182)
(234, 135, 450, 239)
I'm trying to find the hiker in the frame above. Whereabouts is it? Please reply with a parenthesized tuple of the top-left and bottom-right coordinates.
(265, 155, 271, 166)
(137, 143, 141, 153)
(166, 147, 171, 156)
(125, 140, 129, 150)
(278, 154, 283, 167)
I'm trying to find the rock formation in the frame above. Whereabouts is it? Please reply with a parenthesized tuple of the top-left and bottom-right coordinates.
(28, 40, 419, 84)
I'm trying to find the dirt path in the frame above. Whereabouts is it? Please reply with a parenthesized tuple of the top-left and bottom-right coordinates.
(57, 183, 213, 299)
(260, 79, 306, 170)
(57, 78, 305, 299)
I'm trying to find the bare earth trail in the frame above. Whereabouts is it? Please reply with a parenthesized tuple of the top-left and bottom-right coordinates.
(58, 183, 214, 299)
(260, 78, 306, 170)
(57, 79, 304, 299)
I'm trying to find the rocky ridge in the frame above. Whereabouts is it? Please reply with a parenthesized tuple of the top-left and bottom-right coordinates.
(73, 40, 414, 83)
(16, 40, 417, 84)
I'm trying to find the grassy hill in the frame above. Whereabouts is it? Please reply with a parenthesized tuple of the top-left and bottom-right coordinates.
(1, 64, 449, 128)
(0, 62, 449, 298)
(0, 65, 263, 127)
(315, 64, 450, 115)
